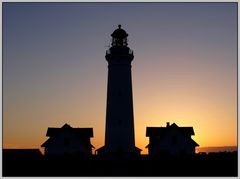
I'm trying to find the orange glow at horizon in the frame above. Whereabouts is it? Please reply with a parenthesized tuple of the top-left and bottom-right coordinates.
(3, 73, 237, 155)
(3, 55, 237, 155)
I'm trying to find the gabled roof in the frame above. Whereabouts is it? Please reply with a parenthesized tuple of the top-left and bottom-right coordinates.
(95, 146, 105, 152)
(145, 139, 199, 148)
(135, 146, 142, 151)
(41, 123, 94, 147)
(46, 123, 93, 138)
(145, 123, 199, 147)
(189, 138, 199, 147)
(146, 123, 194, 137)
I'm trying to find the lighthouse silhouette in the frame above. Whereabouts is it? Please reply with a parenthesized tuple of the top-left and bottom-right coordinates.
(97, 25, 141, 157)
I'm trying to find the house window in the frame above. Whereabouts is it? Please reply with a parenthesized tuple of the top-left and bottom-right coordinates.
(171, 136, 177, 145)
(64, 137, 70, 146)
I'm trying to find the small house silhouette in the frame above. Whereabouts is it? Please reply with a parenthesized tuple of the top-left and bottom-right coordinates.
(41, 123, 94, 156)
(146, 122, 199, 156)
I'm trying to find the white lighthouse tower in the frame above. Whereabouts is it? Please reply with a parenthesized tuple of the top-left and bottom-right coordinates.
(97, 25, 141, 157)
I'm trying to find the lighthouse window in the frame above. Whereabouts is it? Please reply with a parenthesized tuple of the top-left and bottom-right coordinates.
(123, 38, 127, 46)
(116, 39, 122, 46)
(112, 38, 116, 46)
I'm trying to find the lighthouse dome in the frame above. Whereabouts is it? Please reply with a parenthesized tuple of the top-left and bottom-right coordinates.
(111, 25, 128, 38)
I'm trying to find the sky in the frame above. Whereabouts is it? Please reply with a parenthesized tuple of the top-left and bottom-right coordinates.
(3, 2, 237, 154)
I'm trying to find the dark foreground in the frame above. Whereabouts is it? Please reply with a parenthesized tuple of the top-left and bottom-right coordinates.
(3, 152, 238, 176)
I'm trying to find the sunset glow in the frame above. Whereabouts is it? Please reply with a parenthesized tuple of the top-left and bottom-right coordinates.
(3, 3, 237, 154)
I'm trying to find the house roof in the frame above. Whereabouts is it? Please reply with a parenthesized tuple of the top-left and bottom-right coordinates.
(146, 123, 195, 137)
(145, 137, 199, 148)
(41, 138, 95, 148)
(95, 146, 105, 152)
(41, 123, 94, 147)
(46, 123, 93, 138)
(135, 146, 142, 152)
(145, 123, 199, 147)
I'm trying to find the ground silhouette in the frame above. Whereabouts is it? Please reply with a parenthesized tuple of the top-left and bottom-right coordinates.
(3, 150, 237, 176)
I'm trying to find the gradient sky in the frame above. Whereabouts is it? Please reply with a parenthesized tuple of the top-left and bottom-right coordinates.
(3, 3, 237, 154)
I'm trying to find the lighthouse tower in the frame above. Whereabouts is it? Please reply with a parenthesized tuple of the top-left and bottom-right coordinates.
(97, 25, 141, 156)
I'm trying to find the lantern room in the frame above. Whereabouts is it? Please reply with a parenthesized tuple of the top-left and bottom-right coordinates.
(111, 25, 128, 46)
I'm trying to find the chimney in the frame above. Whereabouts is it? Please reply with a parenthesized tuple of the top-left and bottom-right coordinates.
(167, 122, 170, 127)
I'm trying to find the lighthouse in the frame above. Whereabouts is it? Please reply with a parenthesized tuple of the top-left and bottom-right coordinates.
(97, 25, 141, 156)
